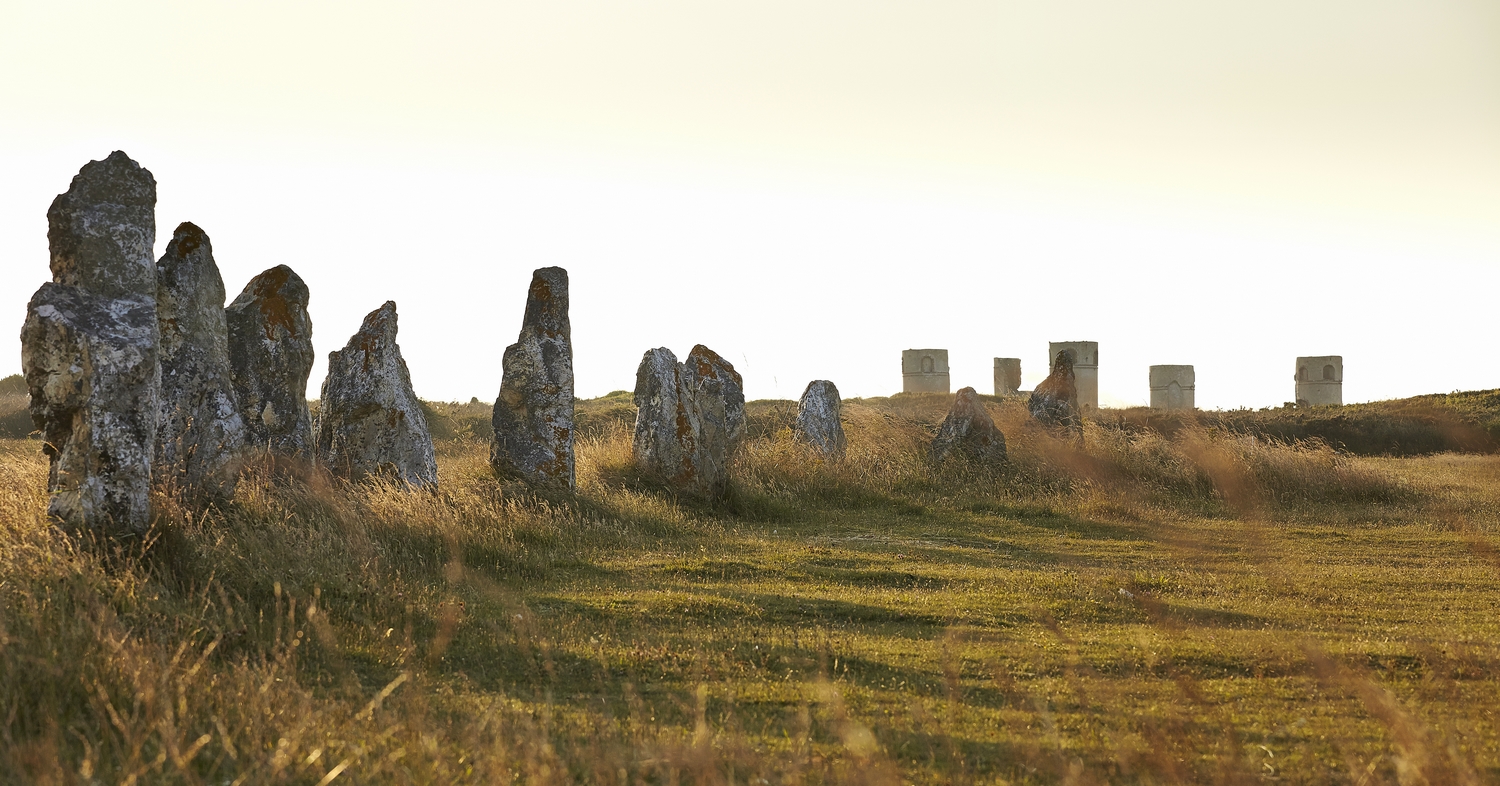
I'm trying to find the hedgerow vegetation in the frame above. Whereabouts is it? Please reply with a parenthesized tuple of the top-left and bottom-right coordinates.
(2, 390, 1499, 783)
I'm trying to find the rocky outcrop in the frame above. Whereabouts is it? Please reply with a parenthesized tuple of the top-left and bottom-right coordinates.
(21, 151, 160, 534)
(491, 267, 575, 488)
(316, 302, 436, 487)
(1028, 350, 1080, 430)
(795, 380, 846, 458)
(226, 265, 314, 454)
(931, 387, 1007, 464)
(632, 345, 745, 499)
(155, 223, 246, 499)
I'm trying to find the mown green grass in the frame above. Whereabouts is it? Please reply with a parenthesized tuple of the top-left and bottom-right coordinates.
(1, 393, 1499, 784)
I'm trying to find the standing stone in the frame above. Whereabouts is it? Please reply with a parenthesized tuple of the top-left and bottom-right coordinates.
(226, 265, 314, 454)
(20, 151, 160, 534)
(631, 344, 744, 499)
(316, 302, 436, 487)
(1028, 350, 1080, 429)
(491, 267, 575, 488)
(155, 223, 247, 499)
(931, 387, 1007, 464)
(795, 380, 846, 458)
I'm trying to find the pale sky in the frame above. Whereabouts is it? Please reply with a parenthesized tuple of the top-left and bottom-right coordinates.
(3, 1, 1498, 408)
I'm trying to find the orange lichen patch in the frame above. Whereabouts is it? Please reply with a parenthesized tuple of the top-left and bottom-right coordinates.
(172, 222, 205, 256)
(251, 267, 300, 341)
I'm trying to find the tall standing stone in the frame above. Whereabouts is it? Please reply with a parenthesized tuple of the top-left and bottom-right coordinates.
(931, 387, 1007, 464)
(226, 265, 314, 455)
(155, 223, 247, 499)
(316, 301, 436, 487)
(631, 344, 744, 499)
(491, 267, 575, 488)
(795, 380, 846, 459)
(20, 151, 160, 534)
(1028, 350, 1080, 430)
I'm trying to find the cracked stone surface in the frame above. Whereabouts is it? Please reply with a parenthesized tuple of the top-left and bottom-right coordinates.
(20, 151, 160, 533)
(491, 267, 575, 488)
(316, 301, 436, 488)
(155, 222, 247, 500)
(226, 265, 314, 455)
(931, 387, 1007, 465)
(632, 344, 744, 499)
(795, 380, 846, 459)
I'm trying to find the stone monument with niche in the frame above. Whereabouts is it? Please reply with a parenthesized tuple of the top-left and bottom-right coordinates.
(902, 349, 949, 394)
(1149, 365, 1195, 411)
(993, 358, 1021, 396)
(1048, 341, 1098, 412)
(1295, 356, 1342, 407)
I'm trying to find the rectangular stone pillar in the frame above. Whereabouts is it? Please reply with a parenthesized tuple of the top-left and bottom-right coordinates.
(994, 358, 1021, 395)
(901, 349, 949, 394)
(1149, 365, 1195, 410)
(1048, 341, 1098, 411)
(1295, 356, 1342, 406)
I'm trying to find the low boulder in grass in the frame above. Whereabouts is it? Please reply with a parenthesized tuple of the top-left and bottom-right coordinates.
(931, 387, 1007, 464)
(1029, 350, 1080, 430)
(795, 379, 846, 459)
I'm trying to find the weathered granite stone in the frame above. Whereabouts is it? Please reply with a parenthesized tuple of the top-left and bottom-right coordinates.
(931, 387, 1007, 464)
(1028, 350, 1080, 430)
(631, 345, 744, 499)
(47, 151, 158, 301)
(316, 302, 436, 487)
(22, 285, 160, 533)
(226, 265, 314, 454)
(491, 267, 575, 488)
(795, 379, 846, 458)
(20, 152, 160, 534)
(155, 223, 247, 499)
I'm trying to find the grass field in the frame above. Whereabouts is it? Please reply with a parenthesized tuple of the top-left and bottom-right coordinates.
(2, 391, 1499, 784)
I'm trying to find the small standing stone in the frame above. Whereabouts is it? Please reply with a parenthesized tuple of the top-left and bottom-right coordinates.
(316, 302, 437, 487)
(795, 380, 846, 458)
(491, 267, 575, 488)
(155, 223, 247, 499)
(931, 387, 1007, 464)
(21, 151, 160, 534)
(226, 265, 314, 455)
(1029, 350, 1080, 429)
(631, 345, 744, 499)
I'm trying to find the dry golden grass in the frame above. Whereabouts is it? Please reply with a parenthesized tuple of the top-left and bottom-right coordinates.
(2, 392, 1499, 784)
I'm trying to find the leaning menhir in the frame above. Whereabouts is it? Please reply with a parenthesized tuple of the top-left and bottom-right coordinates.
(20, 151, 161, 533)
(155, 222, 247, 499)
(931, 387, 1007, 464)
(226, 265, 315, 454)
(316, 301, 437, 487)
(632, 345, 745, 499)
(491, 267, 575, 488)
(1028, 350, 1080, 429)
(795, 379, 846, 458)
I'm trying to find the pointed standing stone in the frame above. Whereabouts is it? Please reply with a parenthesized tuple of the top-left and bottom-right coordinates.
(931, 387, 1007, 464)
(795, 380, 846, 458)
(1028, 350, 1080, 430)
(20, 151, 160, 534)
(491, 267, 575, 488)
(155, 223, 247, 499)
(316, 302, 436, 487)
(226, 265, 314, 455)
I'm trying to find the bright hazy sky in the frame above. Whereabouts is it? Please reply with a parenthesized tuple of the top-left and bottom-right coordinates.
(3, 1, 1498, 408)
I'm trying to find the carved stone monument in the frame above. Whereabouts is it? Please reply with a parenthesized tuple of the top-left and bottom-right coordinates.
(994, 358, 1022, 396)
(1148, 365, 1195, 411)
(901, 349, 949, 394)
(1295, 356, 1342, 407)
(1048, 341, 1097, 412)
(20, 151, 161, 534)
